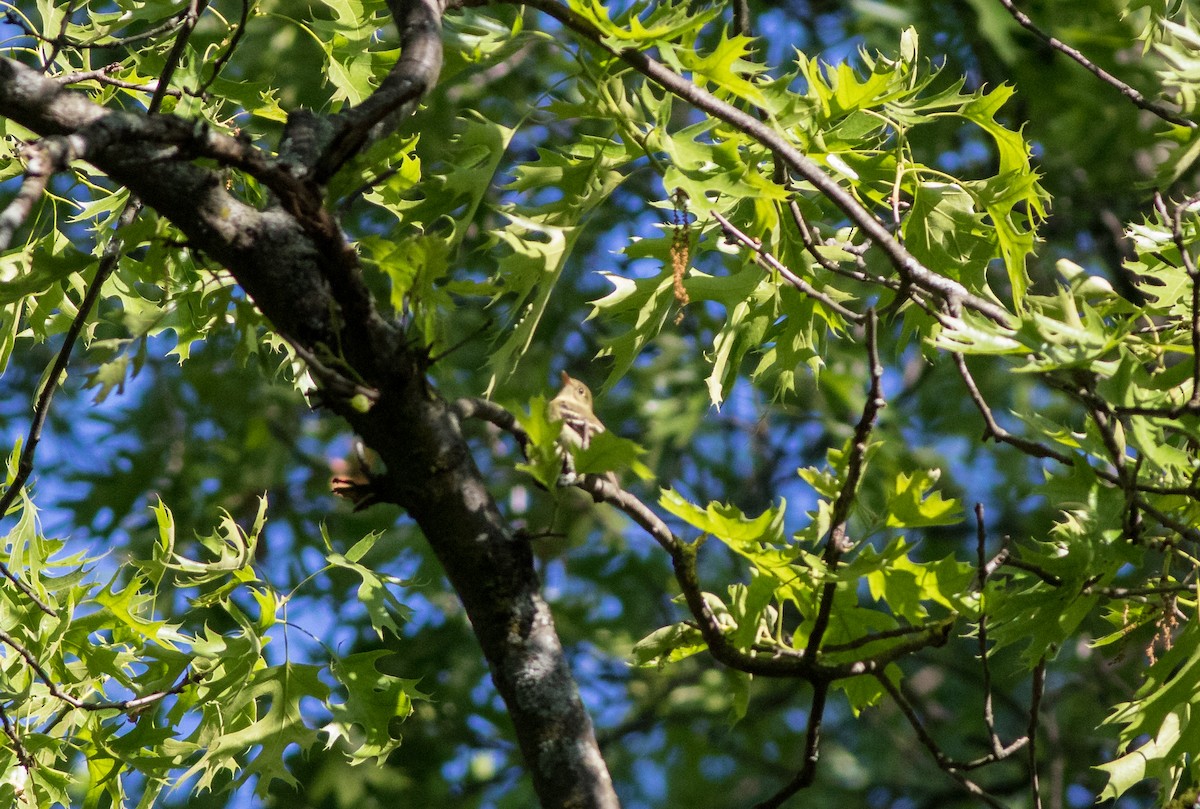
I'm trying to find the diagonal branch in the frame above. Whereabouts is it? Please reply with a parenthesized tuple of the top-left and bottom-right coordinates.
(994, 0, 1194, 129)
(514, 0, 1014, 327)
(313, 0, 448, 180)
(0, 138, 74, 252)
(0, 200, 142, 616)
(752, 682, 829, 809)
(1, 29, 618, 809)
(878, 673, 1009, 809)
(805, 310, 883, 658)
(711, 209, 864, 323)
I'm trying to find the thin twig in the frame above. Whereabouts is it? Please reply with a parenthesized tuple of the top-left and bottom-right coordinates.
(818, 620, 948, 653)
(710, 210, 864, 323)
(0, 625, 195, 711)
(453, 396, 679, 553)
(806, 310, 883, 658)
(282, 335, 381, 404)
(994, 0, 1194, 129)
(752, 682, 829, 809)
(38, 0, 80, 72)
(787, 200, 898, 288)
(975, 504, 1005, 757)
(1089, 583, 1200, 598)
(52, 62, 120, 86)
(13, 8, 191, 52)
(458, 394, 951, 677)
(1029, 658, 1046, 809)
(197, 0, 250, 95)
(951, 352, 1073, 463)
(55, 64, 182, 99)
(0, 703, 32, 770)
(0, 200, 142, 615)
(1002, 557, 1064, 587)
(877, 674, 1008, 809)
(732, 0, 751, 38)
(150, 0, 209, 112)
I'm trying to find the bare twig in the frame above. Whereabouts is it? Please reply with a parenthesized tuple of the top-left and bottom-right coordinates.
(1029, 658, 1046, 809)
(1089, 583, 1200, 599)
(38, 0, 80, 72)
(994, 0, 1194, 129)
(805, 310, 884, 657)
(197, 0, 251, 95)
(980, 545, 1012, 581)
(0, 703, 32, 770)
(1002, 556, 1065, 587)
(55, 65, 183, 99)
(752, 682, 829, 809)
(732, 0, 751, 38)
(11, 7, 192, 52)
(150, 0, 209, 112)
(457, 394, 951, 680)
(282, 335, 382, 404)
(974, 504, 1006, 757)
(952, 352, 1073, 463)
(453, 396, 681, 552)
(52, 63, 118, 86)
(787, 200, 897, 288)
(818, 620, 949, 653)
(0, 200, 143, 615)
(710, 210, 864, 323)
(0, 625, 196, 712)
(878, 674, 1009, 809)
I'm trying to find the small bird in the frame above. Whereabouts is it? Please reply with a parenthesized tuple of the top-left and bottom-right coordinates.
(548, 371, 605, 449)
(547, 371, 617, 487)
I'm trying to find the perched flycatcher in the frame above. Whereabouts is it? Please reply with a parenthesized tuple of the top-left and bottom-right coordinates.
(547, 371, 617, 486)
(548, 371, 605, 448)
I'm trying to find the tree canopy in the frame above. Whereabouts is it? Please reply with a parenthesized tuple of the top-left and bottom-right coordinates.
(2, 0, 1200, 807)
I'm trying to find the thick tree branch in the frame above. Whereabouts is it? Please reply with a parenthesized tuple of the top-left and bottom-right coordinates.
(0, 57, 346, 348)
(312, 0, 448, 180)
(0, 20, 618, 806)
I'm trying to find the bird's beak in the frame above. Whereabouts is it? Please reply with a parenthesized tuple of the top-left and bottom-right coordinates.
(560, 370, 571, 385)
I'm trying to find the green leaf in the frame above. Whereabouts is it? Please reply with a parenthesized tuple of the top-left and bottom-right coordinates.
(514, 394, 566, 490)
(1098, 624, 1200, 800)
(659, 489, 795, 579)
(884, 469, 962, 528)
(327, 539, 412, 639)
(862, 538, 974, 621)
(631, 622, 708, 667)
(574, 430, 653, 481)
(325, 651, 424, 765)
